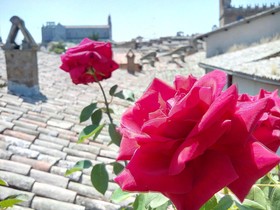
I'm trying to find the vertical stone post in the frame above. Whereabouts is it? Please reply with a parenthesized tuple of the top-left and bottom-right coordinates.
(1, 16, 39, 96)
(126, 49, 135, 74)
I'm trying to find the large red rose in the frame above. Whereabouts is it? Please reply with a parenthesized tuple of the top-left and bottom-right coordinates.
(115, 70, 280, 210)
(60, 38, 119, 84)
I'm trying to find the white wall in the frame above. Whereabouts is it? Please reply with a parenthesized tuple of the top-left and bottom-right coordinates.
(233, 75, 280, 95)
(206, 11, 280, 57)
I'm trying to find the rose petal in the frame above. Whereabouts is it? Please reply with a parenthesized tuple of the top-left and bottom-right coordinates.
(116, 150, 238, 210)
(165, 151, 238, 210)
(228, 141, 280, 201)
(193, 69, 227, 99)
(169, 120, 231, 175)
(194, 84, 237, 133)
(174, 74, 197, 94)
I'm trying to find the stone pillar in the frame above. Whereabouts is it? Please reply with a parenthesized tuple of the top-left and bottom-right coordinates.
(1, 16, 39, 96)
(126, 49, 135, 74)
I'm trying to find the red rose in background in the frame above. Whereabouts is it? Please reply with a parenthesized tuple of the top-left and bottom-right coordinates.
(115, 70, 280, 210)
(60, 38, 119, 84)
(239, 89, 280, 152)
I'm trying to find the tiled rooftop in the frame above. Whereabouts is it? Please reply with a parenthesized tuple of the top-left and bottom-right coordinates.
(200, 39, 280, 80)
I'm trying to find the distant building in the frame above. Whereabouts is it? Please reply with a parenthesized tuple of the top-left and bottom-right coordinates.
(219, 0, 279, 26)
(196, 7, 280, 57)
(41, 15, 112, 44)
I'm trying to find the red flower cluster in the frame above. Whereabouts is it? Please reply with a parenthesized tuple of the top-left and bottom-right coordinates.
(115, 70, 280, 210)
(60, 38, 119, 84)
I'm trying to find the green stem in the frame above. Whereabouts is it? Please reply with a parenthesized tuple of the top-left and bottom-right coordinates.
(89, 68, 114, 125)
(96, 80, 114, 124)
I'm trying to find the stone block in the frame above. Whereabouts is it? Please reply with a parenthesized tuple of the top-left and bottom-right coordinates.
(31, 197, 85, 210)
(0, 171, 35, 191)
(4, 50, 39, 96)
(0, 186, 35, 207)
(32, 182, 77, 203)
(30, 169, 69, 188)
(0, 159, 31, 175)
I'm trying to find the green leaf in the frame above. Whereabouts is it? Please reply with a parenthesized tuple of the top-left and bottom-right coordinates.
(92, 123, 105, 141)
(112, 162, 124, 175)
(0, 179, 8, 186)
(109, 123, 122, 146)
(111, 188, 133, 203)
(148, 193, 169, 209)
(246, 185, 267, 208)
(109, 85, 118, 96)
(0, 194, 28, 208)
(65, 160, 92, 176)
(91, 163, 109, 195)
(133, 194, 148, 210)
(200, 195, 218, 210)
(78, 124, 105, 143)
(213, 195, 233, 210)
(241, 199, 266, 210)
(91, 109, 102, 125)
(114, 90, 135, 102)
(271, 186, 280, 210)
(80, 103, 97, 123)
(235, 202, 251, 210)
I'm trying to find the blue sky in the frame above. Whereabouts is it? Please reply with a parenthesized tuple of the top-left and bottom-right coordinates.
(0, 0, 279, 43)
